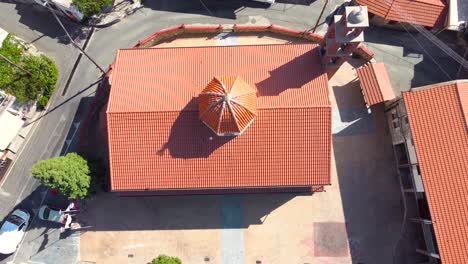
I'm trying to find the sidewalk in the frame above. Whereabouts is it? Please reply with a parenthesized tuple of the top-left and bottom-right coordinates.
(0, 27, 46, 187)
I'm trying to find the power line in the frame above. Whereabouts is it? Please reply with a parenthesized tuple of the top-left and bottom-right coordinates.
(374, 0, 468, 73)
(0, 53, 32, 76)
(399, 23, 453, 80)
(44, 1, 106, 74)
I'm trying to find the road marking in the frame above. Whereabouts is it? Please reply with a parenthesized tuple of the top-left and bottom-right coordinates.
(63, 122, 81, 154)
(0, 189, 11, 197)
(15, 174, 35, 205)
(39, 114, 66, 159)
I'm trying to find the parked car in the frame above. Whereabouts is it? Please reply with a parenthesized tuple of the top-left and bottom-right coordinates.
(38, 205, 66, 223)
(38, 203, 76, 224)
(251, 0, 275, 5)
(0, 209, 30, 255)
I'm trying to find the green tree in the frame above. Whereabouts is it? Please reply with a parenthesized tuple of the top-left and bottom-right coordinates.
(31, 153, 91, 199)
(72, 0, 112, 18)
(4, 54, 58, 104)
(149, 255, 182, 264)
(0, 34, 23, 88)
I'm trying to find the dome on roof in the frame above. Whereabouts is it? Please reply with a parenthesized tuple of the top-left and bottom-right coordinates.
(348, 7, 366, 24)
(199, 76, 257, 136)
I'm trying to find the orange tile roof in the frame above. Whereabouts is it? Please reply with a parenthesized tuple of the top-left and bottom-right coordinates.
(356, 0, 447, 27)
(356, 63, 395, 106)
(199, 76, 257, 136)
(107, 44, 331, 191)
(403, 80, 468, 264)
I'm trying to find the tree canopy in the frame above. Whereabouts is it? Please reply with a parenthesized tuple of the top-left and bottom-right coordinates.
(150, 255, 182, 264)
(72, 0, 112, 18)
(31, 153, 91, 199)
(0, 34, 58, 107)
(0, 34, 23, 89)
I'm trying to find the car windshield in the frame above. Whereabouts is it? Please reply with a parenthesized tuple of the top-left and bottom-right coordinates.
(43, 207, 51, 219)
(7, 215, 24, 226)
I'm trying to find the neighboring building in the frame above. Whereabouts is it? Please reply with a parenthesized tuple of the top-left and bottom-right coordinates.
(105, 44, 332, 194)
(385, 80, 468, 263)
(355, 0, 447, 28)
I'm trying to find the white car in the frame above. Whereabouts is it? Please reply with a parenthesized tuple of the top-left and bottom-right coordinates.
(0, 209, 30, 255)
(251, 0, 275, 5)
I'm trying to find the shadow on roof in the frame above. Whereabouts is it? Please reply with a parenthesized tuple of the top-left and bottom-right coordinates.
(157, 97, 234, 159)
(256, 47, 323, 96)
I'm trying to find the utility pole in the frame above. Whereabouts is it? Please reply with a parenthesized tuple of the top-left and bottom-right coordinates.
(44, 1, 106, 74)
(0, 53, 33, 76)
(312, 0, 329, 33)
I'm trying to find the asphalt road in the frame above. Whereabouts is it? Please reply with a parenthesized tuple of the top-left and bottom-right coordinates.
(0, 0, 460, 263)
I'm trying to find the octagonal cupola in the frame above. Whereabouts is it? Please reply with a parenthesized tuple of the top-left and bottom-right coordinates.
(199, 76, 257, 136)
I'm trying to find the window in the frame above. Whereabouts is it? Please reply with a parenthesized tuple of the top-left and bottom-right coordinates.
(416, 165, 421, 175)
(393, 121, 400, 129)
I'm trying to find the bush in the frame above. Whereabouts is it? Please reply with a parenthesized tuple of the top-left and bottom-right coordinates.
(5, 54, 58, 103)
(150, 255, 182, 264)
(32, 153, 91, 199)
(37, 96, 49, 109)
(72, 0, 112, 18)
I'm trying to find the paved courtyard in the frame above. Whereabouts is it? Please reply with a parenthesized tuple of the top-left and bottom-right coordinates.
(77, 31, 414, 264)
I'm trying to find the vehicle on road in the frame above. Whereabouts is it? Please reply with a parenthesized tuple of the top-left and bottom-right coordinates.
(0, 209, 31, 255)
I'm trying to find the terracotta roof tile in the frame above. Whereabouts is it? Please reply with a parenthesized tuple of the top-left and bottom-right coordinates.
(107, 44, 331, 191)
(199, 76, 257, 135)
(356, 0, 447, 27)
(356, 63, 395, 105)
(403, 80, 468, 264)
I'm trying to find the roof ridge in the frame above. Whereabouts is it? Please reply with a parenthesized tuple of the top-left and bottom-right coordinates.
(455, 82, 468, 130)
(107, 105, 332, 114)
(412, 0, 446, 7)
(118, 43, 319, 52)
(409, 79, 468, 92)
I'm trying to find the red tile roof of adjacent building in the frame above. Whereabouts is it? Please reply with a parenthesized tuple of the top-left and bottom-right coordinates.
(356, 63, 395, 105)
(403, 80, 468, 264)
(199, 76, 257, 136)
(356, 0, 447, 27)
(107, 44, 331, 191)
